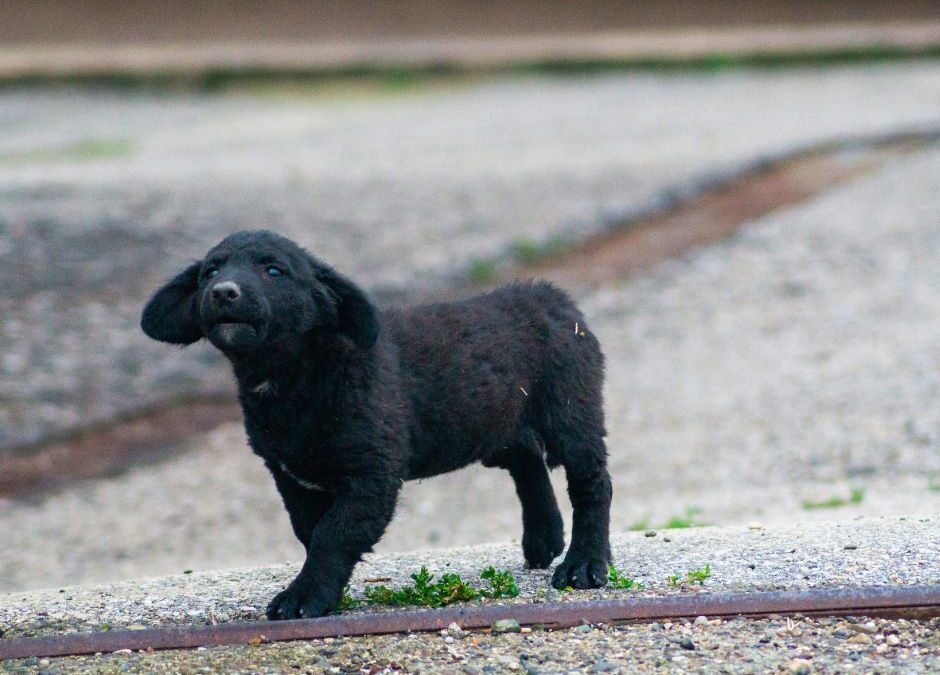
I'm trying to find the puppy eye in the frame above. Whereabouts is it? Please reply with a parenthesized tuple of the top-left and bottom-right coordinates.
(205, 267, 219, 279)
(266, 265, 284, 278)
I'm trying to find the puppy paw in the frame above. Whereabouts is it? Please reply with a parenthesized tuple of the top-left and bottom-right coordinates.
(550, 552, 608, 589)
(522, 519, 565, 570)
(266, 586, 333, 620)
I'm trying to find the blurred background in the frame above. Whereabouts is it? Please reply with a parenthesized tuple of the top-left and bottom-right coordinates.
(1, 1, 938, 593)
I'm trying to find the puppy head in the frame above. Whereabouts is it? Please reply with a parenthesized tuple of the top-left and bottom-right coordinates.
(141, 230, 378, 356)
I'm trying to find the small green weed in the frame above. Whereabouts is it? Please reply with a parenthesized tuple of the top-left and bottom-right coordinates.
(338, 566, 519, 610)
(802, 487, 865, 510)
(608, 566, 644, 590)
(662, 507, 703, 529)
(511, 235, 569, 265)
(0, 138, 135, 165)
(668, 564, 712, 587)
(627, 516, 651, 531)
(467, 259, 497, 284)
(928, 475, 940, 492)
(512, 239, 543, 265)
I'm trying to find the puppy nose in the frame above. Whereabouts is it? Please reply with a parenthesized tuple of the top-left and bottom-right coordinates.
(211, 281, 241, 306)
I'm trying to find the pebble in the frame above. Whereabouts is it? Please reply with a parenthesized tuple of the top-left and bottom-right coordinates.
(679, 637, 696, 650)
(848, 622, 877, 635)
(497, 655, 521, 670)
(575, 624, 593, 633)
(848, 632, 872, 644)
(492, 619, 521, 634)
(747, 522, 763, 530)
(447, 621, 464, 637)
(788, 658, 812, 674)
(693, 615, 709, 626)
(590, 660, 619, 672)
(886, 634, 901, 646)
(644, 531, 657, 538)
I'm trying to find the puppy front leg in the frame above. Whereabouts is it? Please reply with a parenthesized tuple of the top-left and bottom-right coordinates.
(266, 460, 334, 546)
(266, 475, 400, 620)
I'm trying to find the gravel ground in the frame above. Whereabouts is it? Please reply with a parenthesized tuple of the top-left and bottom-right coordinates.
(1, 517, 938, 672)
(1, 516, 938, 637)
(2, 141, 938, 592)
(4, 616, 940, 674)
(2, 62, 940, 447)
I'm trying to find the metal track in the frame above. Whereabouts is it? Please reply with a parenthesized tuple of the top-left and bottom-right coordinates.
(2, 585, 938, 660)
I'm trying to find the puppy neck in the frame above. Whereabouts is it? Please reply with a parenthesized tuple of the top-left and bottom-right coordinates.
(229, 334, 353, 398)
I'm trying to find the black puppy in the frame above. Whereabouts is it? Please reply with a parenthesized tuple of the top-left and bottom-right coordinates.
(142, 230, 612, 619)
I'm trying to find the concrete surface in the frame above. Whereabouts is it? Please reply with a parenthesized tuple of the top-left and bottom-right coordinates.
(2, 137, 939, 593)
(2, 62, 940, 449)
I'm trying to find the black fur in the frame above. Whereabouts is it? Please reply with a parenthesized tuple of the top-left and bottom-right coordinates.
(142, 230, 612, 619)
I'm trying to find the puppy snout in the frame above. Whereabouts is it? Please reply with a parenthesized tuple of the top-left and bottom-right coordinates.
(211, 281, 241, 307)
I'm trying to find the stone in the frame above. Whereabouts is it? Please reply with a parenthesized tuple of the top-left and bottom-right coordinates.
(787, 659, 812, 674)
(590, 660, 619, 672)
(679, 637, 696, 650)
(497, 655, 521, 670)
(644, 531, 657, 537)
(848, 632, 872, 645)
(492, 619, 521, 634)
(694, 615, 709, 626)
(849, 622, 877, 635)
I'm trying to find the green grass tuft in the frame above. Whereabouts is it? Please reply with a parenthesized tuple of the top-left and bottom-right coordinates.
(627, 516, 651, 531)
(662, 507, 704, 529)
(337, 566, 519, 611)
(0, 138, 135, 165)
(668, 564, 712, 587)
(467, 259, 497, 284)
(928, 475, 940, 492)
(802, 487, 865, 510)
(511, 235, 570, 266)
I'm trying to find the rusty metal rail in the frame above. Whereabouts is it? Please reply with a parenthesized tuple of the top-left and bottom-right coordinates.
(2, 585, 938, 660)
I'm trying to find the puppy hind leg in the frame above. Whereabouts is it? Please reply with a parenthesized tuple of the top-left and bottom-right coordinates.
(551, 434, 612, 590)
(501, 448, 565, 569)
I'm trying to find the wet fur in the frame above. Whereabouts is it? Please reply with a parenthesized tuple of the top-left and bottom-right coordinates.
(141, 230, 612, 619)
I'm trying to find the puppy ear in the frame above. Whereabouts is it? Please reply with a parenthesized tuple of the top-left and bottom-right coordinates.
(141, 262, 203, 345)
(316, 266, 379, 350)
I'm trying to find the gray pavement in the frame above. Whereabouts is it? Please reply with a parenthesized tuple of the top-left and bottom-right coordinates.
(2, 62, 940, 447)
